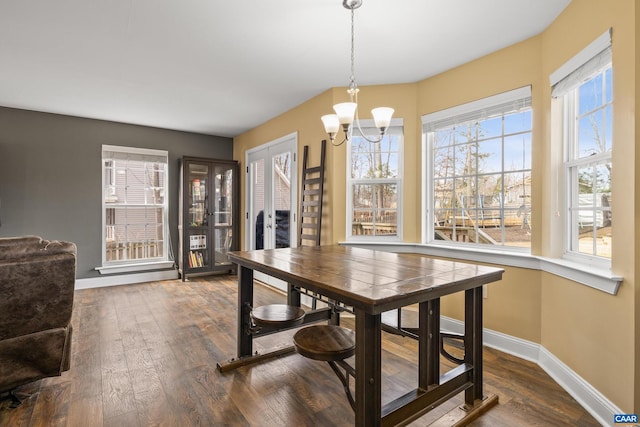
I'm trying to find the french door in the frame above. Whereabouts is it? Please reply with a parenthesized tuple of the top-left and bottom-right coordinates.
(246, 133, 297, 291)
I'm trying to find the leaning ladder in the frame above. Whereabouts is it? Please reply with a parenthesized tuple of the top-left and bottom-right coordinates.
(298, 139, 326, 247)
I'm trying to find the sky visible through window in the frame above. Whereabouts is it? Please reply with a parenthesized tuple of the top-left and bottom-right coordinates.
(431, 107, 532, 248)
(569, 65, 612, 259)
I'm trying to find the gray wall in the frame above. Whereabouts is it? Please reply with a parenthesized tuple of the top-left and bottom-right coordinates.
(0, 106, 234, 278)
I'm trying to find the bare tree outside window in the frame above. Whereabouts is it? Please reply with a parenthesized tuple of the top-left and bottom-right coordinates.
(349, 128, 402, 238)
(430, 109, 532, 249)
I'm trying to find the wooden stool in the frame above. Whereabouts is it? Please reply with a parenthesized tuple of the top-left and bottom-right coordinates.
(293, 325, 356, 410)
(250, 304, 305, 330)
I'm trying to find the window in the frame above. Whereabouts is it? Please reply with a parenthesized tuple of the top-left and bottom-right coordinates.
(423, 87, 532, 250)
(553, 33, 612, 263)
(347, 121, 403, 239)
(101, 145, 170, 267)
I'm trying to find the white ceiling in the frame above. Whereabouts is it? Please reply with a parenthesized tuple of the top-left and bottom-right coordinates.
(0, 0, 570, 138)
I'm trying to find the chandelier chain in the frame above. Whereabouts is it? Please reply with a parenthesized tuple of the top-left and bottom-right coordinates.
(349, 7, 358, 97)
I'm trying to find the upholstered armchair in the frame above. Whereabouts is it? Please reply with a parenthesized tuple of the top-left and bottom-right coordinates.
(0, 236, 76, 399)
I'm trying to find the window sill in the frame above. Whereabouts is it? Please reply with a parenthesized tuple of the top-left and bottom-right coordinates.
(339, 241, 622, 295)
(96, 261, 175, 275)
(537, 257, 621, 295)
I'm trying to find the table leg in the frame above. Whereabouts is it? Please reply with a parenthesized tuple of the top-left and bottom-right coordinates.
(355, 309, 381, 427)
(287, 282, 301, 307)
(419, 299, 440, 389)
(464, 286, 483, 405)
(237, 265, 254, 358)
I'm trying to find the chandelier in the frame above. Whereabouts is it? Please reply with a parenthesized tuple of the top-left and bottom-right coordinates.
(321, 0, 394, 146)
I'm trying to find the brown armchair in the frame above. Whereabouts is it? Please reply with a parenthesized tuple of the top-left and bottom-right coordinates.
(0, 236, 76, 400)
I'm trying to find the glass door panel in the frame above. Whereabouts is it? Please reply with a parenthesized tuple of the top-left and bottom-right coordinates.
(187, 162, 209, 269)
(188, 163, 209, 226)
(214, 165, 235, 266)
(214, 228, 232, 266)
(215, 166, 234, 226)
(250, 158, 266, 250)
(273, 151, 292, 249)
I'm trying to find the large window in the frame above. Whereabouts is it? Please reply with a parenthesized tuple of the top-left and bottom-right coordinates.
(552, 35, 612, 263)
(101, 145, 170, 267)
(347, 122, 403, 240)
(423, 87, 532, 250)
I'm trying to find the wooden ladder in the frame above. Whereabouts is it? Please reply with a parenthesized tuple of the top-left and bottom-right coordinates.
(298, 140, 326, 247)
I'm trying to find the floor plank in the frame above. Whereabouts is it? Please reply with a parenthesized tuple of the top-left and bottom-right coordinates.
(0, 275, 601, 426)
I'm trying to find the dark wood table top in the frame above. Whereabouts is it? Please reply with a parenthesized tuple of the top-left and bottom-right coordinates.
(228, 246, 504, 314)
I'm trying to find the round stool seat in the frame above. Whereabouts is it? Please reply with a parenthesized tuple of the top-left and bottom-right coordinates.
(293, 325, 355, 362)
(250, 304, 305, 328)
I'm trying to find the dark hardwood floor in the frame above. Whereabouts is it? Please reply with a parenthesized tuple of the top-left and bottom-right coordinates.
(0, 275, 600, 426)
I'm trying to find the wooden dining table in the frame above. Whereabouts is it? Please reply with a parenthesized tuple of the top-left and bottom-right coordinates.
(218, 245, 504, 426)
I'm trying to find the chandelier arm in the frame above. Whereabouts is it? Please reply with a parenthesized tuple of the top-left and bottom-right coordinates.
(354, 128, 385, 144)
(331, 137, 347, 147)
(352, 118, 385, 144)
(350, 90, 385, 144)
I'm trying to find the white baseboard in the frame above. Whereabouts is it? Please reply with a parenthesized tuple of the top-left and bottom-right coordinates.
(538, 347, 621, 427)
(441, 316, 619, 427)
(75, 270, 179, 290)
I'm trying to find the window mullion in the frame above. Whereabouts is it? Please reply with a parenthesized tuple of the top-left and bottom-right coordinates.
(424, 92, 532, 250)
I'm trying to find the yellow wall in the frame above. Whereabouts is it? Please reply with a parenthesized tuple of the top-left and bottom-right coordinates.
(540, 0, 636, 412)
(234, 0, 638, 413)
(636, 0, 640, 410)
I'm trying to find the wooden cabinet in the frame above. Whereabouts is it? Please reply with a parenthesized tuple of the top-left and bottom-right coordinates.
(179, 157, 239, 279)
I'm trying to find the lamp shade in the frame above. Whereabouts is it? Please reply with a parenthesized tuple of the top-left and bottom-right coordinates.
(321, 114, 340, 134)
(372, 107, 394, 130)
(333, 102, 357, 125)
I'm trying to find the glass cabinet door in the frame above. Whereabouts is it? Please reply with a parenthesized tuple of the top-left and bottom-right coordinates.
(186, 162, 210, 269)
(180, 157, 238, 279)
(214, 165, 234, 266)
(188, 163, 208, 227)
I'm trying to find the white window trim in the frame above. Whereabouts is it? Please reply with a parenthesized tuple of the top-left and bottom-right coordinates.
(552, 31, 612, 267)
(421, 86, 532, 252)
(346, 118, 404, 242)
(99, 145, 171, 274)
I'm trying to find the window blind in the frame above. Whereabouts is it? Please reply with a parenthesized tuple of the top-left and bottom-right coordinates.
(422, 86, 531, 132)
(102, 145, 168, 164)
(549, 28, 612, 98)
(551, 47, 611, 98)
